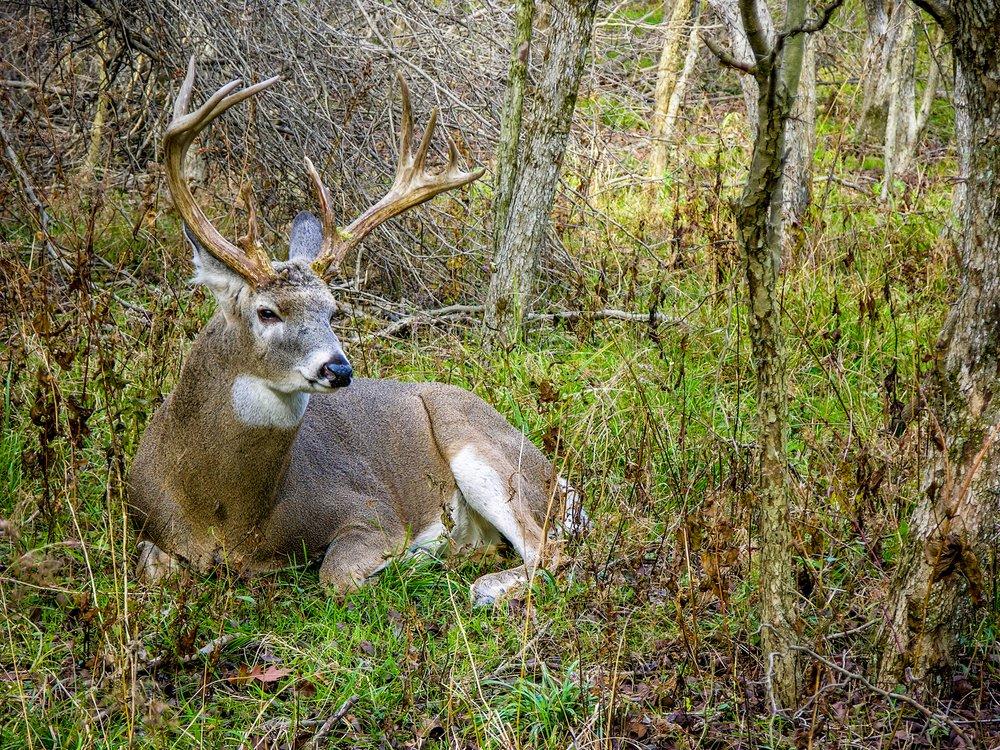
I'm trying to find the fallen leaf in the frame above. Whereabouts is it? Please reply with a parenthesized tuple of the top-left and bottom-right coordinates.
(230, 664, 292, 687)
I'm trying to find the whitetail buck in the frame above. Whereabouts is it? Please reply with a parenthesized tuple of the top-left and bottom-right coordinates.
(128, 59, 586, 605)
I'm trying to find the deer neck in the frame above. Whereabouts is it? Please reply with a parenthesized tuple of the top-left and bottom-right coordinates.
(161, 315, 307, 526)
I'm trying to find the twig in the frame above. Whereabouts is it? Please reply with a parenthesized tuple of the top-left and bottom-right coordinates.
(789, 645, 973, 747)
(362, 305, 686, 339)
(527, 308, 684, 326)
(815, 174, 873, 194)
(350, 0, 494, 130)
(309, 694, 360, 747)
(1, 79, 68, 95)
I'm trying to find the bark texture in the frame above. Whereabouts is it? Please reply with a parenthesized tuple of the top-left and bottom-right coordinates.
(879, 3, 917, 196)
(878, 0, 1000, 688)
(493, 0, 536, 256)
(483, 0, 598, 348)
(782, 34, 816, 227)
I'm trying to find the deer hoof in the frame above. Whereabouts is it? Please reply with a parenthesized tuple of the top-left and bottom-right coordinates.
(470, 568, 529, 607)
(136, 541, 177, 583)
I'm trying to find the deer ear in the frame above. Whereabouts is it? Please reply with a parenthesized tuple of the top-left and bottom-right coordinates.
(289, 211, 324, 262)
(184, 225, 247, 309)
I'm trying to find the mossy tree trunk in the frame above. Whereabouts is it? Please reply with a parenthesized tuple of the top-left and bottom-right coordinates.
(741, 0, 805, 711)
(493, 0, 536, 258)
(705, 0, 835, 710)
(483, 0, 598, 349)
(878, 0, 1000, 690)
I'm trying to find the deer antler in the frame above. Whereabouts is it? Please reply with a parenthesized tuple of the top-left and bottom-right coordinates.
(164, 56, 280, 287)
(308, 74, 485, 279)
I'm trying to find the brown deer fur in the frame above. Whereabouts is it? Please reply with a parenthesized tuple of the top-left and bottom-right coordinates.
(130, 61, 585, 605)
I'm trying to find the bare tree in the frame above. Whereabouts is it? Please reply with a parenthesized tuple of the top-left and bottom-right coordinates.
(648, 0, 702, 182)
(706, 0, 775, 127)
(483, 0, 599, 348)
(859, 0, 913, 137)
(706, 0, 817, 239)
(859, 1, 943, 197)
(878, 0, 1000, 689)
(703, 0, 841, 710)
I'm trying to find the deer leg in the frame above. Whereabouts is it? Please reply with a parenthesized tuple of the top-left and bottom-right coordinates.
(319, 527, 395, 594)
(448, 445, 563, 606)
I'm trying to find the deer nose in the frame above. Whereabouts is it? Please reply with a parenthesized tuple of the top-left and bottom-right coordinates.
(321, 357, 352, 387)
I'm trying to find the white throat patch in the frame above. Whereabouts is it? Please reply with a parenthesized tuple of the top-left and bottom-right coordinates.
(231, 375, 309, 428)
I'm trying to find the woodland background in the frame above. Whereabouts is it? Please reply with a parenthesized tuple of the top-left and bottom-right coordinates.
(2, 0, 998, 748)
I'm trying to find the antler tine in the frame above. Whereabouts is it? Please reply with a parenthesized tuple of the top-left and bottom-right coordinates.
(164, 56, 279, 287)
(412, 107, 437, 176)
(310, 75, 485, 279)
(304, 155, 337, 259)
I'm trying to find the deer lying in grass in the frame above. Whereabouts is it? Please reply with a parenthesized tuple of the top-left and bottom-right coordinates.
(128, 59, 586, 605)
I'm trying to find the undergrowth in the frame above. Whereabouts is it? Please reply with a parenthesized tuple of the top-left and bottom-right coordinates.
(2, 95, 997, 749)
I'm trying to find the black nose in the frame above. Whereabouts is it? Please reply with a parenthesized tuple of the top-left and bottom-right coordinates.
(321, 359, 353, 387)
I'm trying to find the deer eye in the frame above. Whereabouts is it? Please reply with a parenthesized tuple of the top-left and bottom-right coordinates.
(257, 307, 281, 323)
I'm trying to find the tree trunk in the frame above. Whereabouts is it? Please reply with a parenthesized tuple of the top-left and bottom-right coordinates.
(708, 0, 814, 245)
(912, 26, 944, 145)
(715, 0, 816, 710)
(483, 0, 598, 349)
(648, 0, 696, 181)
(891, 24, 946, 193)
(878, 0, 1000, 690)
(493, 0, 536, 257)
(662, 17, 702, 148)
(82, 40, 110, 176)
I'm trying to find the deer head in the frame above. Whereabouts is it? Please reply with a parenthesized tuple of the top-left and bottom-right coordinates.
(164, 57, 483, 399)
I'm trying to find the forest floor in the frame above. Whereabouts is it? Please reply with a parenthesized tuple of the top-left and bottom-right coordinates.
(3, 104, 1000, 748)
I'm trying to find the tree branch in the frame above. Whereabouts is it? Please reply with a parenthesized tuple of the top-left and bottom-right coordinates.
(772, 0, 846, 61)
(798, 0, 846, 35)
(910, 0, 958, 38)
(0, 112, 69, 280)
(702, 32, 758, 75)
(355, 305, 687, 340)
